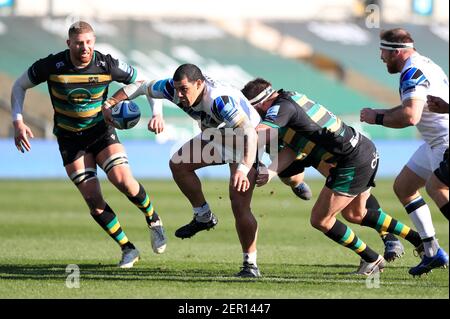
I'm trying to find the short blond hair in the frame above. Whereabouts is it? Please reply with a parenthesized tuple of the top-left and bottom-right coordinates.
(68, 21, 94, 38)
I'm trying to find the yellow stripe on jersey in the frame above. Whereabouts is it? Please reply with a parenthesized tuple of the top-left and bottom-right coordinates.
(321, 153, 334, 162)
(327, 117, 342, 133)
(49, 74, 112, 84)
(54, 106, 102, 118)
(51, 88, 105, 101)
(310, 106, 328, 123)
(283, 128, 296, 144)
(56, 122, 97, 132)
(302, 141, 316, 156)
(296, 95, 310, 107)
(296, 153, 308, 160)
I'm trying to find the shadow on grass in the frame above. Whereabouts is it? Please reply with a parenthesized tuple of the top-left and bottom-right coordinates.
(0, 262, 434, 286)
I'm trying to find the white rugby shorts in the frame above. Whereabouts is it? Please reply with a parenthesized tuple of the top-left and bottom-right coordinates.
(406, 142, 448, 180)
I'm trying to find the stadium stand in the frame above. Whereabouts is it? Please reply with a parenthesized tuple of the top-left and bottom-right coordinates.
(266, 20, 448, 86)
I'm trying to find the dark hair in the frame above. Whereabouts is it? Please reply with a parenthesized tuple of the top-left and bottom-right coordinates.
(380, 28, 414, 44)
(173, 64, 205, 82)
(241, 78, 272, 100)
(68, 21, 94, 38)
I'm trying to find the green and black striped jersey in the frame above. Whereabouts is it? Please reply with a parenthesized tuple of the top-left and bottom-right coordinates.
(28, 49, 137, 135)
(263, 90, 359, 159)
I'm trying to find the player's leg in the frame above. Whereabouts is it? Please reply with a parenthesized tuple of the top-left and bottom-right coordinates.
(313, 141, 385, 275)
(425, 157, 449, 220)
(343, 194, 422, 260)
(96, 141, 167, 254)
(394, 145, 437, 253)
(229, 163, 260, 277)
(278, 160, 312, 200)
(64, 153, 138, 268)
(394, 144, 449, 275)
(171, 137, 220, 239)
(310, 187, 384, 275)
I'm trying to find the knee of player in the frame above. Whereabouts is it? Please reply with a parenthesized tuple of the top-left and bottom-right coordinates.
(425, 175, 441, 199)
(169, 159, 192, 175)
(425, 177, 433, 195)
(310, 213, 329, 232)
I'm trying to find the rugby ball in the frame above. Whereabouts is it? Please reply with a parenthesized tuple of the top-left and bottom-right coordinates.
(111, 100, 141, 129)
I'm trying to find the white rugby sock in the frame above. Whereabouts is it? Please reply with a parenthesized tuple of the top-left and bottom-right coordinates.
(243, 251, 257, 266)
(405, 197, 436, 239)
(193, 202, 211, 222)
(405, 197, 439, 257)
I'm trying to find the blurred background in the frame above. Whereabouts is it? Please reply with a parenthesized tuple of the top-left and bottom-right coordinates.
(0, 0, 448, 179)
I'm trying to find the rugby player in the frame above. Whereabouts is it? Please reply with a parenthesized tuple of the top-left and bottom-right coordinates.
(103, 64, 262, 277)
(11, 21, 167, 268)
(360, 28, 449, 276)
(243, 78, 422, 275)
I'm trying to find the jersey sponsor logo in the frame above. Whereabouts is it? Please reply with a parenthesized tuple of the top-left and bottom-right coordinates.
(89, 76, 99, 83)
(266, 105, 280, 121)
(56, 61, 65, 69)
(67, 88, 92, 106)
(371, 151, 379, 169)
(118, 60, 131, 74)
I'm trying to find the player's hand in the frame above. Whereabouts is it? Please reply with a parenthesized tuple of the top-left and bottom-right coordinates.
(232, 170, 250, 192)
(101, 99, 116, 126)
(13, 120, 34, 153)
(360, 108, 377, 124)
(427, 95, 449, 114)
(148, 114, 165, 134)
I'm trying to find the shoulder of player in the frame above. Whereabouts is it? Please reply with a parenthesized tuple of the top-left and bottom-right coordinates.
(212, 95, 234, 108)
(274, 92, 298, 110)
(31, 50, 68, 72)
(400, 65, 426, 83)
(94, 51, 129, 68)
(34, 50, 65, 63)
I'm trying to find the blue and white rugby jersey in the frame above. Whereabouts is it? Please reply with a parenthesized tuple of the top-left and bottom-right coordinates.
(148, 76, 261, 130)
(399, 53, 449, 148)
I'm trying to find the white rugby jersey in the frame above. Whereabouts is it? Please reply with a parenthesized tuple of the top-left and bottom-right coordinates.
(148, 76, 261, 130)
(399, 52, 449, 148)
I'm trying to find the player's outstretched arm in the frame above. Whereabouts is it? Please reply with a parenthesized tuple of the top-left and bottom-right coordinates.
(102, 80, 164, 133)
(361, 100, 422, 128)
(11, 71, 36, 153)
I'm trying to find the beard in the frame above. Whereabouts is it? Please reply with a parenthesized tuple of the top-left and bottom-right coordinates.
(75, 50, 93, 65)
(386, 61, 400, 74)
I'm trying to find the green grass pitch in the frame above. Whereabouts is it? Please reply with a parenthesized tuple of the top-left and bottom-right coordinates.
(0, 179, 448, 299)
